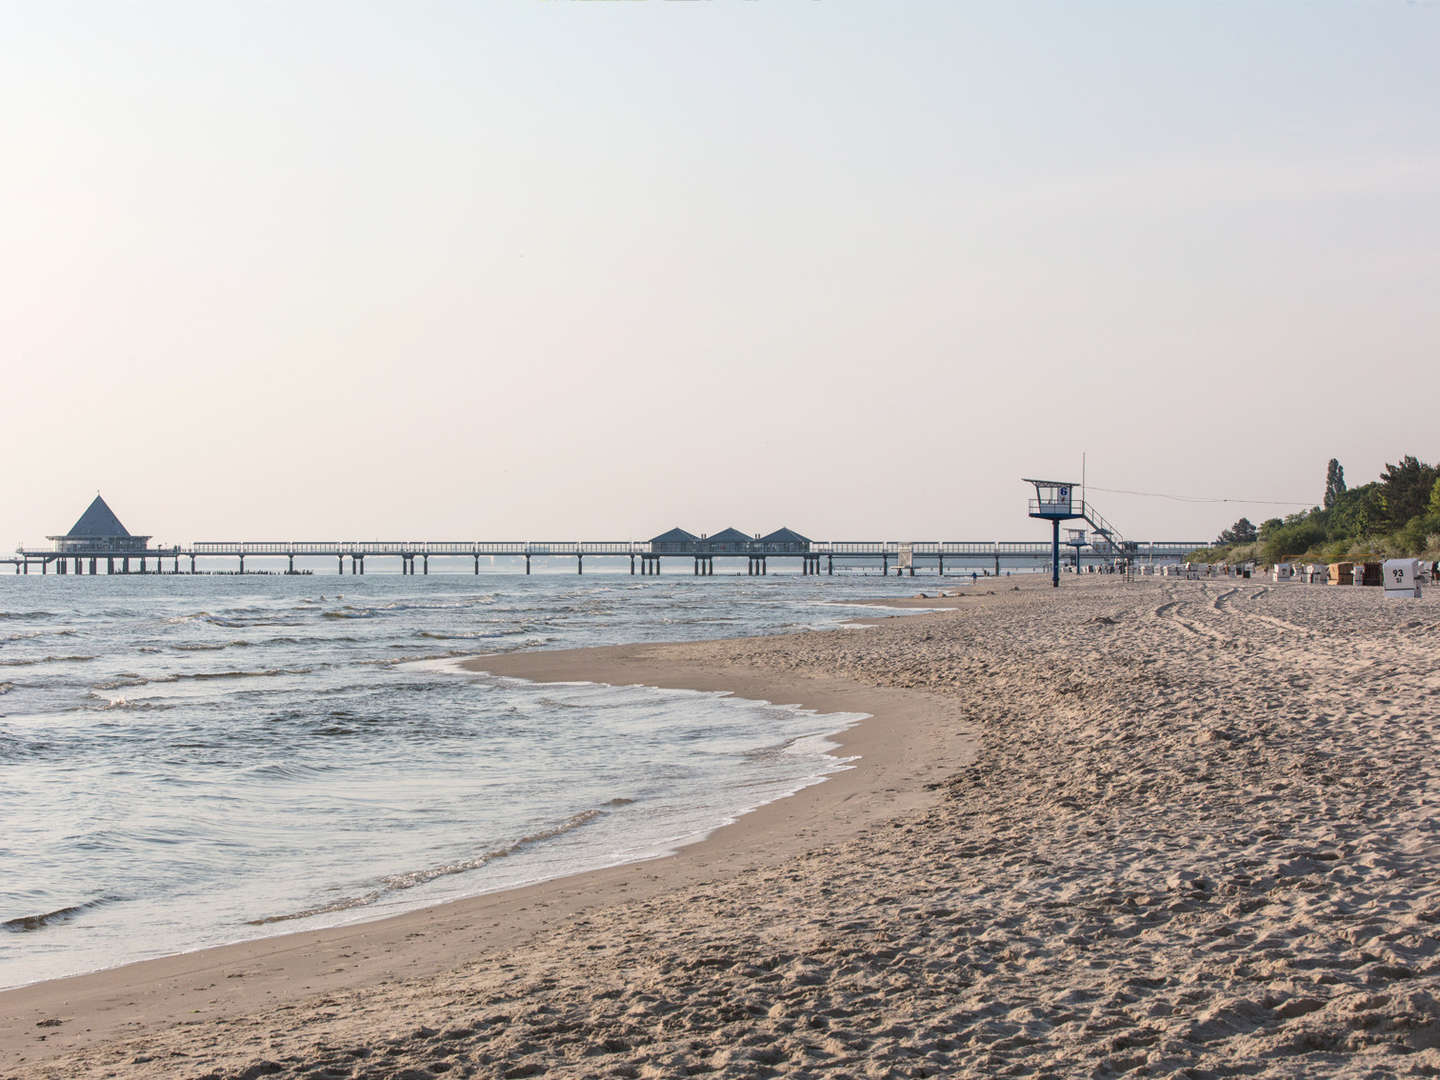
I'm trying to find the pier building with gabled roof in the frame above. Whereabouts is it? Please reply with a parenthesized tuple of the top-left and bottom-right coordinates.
(698, 527, 756, 555)
(759, 527, 810, 554)
(649, 527, 700, 554)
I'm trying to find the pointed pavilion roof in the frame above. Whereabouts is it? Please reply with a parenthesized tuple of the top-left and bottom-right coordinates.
(650, 526, 699, 544)
(760, 526, 810, 545)
(63, 494, 133, 538)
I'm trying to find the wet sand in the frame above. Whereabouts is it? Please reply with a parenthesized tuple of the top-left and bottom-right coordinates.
(5, 575, 1440, 1078)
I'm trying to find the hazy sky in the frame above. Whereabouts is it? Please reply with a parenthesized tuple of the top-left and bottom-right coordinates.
(3, 1, 1436, 548)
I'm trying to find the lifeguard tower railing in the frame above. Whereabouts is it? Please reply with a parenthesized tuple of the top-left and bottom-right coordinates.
(1025, 500, 1127, 551)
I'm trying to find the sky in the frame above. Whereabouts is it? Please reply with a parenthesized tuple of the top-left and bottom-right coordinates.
(2, 0, 1437, 549)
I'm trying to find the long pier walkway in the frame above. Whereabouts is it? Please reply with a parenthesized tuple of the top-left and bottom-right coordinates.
(10, 538, 1206, 576)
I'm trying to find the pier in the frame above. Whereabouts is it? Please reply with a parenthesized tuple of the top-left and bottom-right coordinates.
(9, 497, 1205, 577)
(11, 537, 1206, 576)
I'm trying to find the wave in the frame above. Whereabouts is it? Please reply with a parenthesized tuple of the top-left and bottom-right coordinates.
(260, 635, 358, 647)
(91, 676, 150, 690)
(246, 808, 606, 926)
(87, 667, 314, 694)
(322, 609, 377, 620)
(243, 760, 333, 780)
(204, 618, 302, 629)
(0, 628, 80, 645)
(3, 896, 112, 933)
(90, 696, 173, 712)
(177, 634, 362, 650)
(380, 596, 498, 612)
(0, 611, 58, 621)
(0, 654, 95, 667)
(416, 628, 526, 640)
(368, 650, 471, 666)
(179, 667, 313, 682)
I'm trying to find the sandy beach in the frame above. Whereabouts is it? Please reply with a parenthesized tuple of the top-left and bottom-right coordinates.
(5, 575, 1440, 1079)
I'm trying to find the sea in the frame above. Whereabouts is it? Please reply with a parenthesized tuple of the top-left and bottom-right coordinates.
(0, 568, 946, 990)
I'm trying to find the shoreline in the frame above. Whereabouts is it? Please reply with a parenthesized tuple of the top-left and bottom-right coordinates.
(11, 575, 1427, 1078)
(0, 611, 978, 1072)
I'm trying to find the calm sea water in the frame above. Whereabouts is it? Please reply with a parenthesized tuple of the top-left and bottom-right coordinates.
(0, 569, 939, 989)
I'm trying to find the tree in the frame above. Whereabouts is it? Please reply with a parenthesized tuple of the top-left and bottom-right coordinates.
(1262, 519, 1328, 563)
(1379, 455, 1439, 528)
(1324, 459, 1346, 509)
(1215, 517, 1257, 545)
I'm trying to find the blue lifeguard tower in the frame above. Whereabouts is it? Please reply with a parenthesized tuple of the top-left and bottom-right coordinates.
(1025, 478, 1084, 588)
(1025, 478, 1133, 586)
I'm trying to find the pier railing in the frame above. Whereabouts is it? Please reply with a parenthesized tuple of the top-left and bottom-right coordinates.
(186, 541, 649, 556)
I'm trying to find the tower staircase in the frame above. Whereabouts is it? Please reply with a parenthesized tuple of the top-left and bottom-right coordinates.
(1080, 500, 1131, 555)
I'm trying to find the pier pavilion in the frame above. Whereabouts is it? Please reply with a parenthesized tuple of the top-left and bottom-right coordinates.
(16, 498, 174, 576)
(17, 495, 178, 575)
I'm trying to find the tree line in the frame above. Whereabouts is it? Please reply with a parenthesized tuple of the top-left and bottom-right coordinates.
(1197, 456, 1440, 565)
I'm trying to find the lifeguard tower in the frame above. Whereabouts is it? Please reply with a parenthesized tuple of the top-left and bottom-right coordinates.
(1025, 479, 1085, 588)
(1025, 478, 1132, 586)
(1065, 527, 1088, 573)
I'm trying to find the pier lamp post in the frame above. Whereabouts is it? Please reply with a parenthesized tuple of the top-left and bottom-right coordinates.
(1024, 479, 1085, 588)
